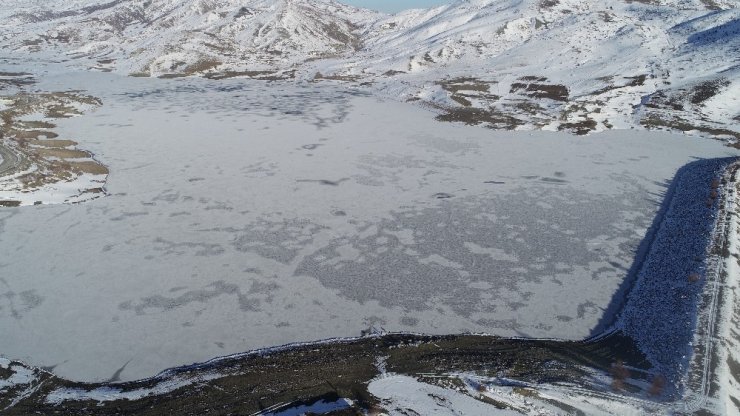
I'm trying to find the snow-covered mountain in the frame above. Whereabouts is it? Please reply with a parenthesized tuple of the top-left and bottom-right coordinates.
(0, 0, 379, 77)
(335, 0, 739, 138)
(0, 0, 737, 139)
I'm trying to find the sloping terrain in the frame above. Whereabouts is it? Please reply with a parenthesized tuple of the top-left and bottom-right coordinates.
(339, 0, 739, 138)
(0, 0, 378, 78)
(0, 0, 736, 139)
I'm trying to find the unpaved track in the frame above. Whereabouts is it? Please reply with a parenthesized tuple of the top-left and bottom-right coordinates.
(681, 161, 739, 413)
(0, 142, 20, 176)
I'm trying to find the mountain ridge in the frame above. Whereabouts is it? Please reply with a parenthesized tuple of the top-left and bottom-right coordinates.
(0, 0, 737, 140)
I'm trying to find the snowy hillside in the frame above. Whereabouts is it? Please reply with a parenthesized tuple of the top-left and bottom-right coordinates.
(0, 0, 737, 139)
(0, 0, 379, 77)
(335, 0, 739, 139)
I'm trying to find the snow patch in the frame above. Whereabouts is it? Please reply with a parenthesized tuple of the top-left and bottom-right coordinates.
(45, 372, 223, 404)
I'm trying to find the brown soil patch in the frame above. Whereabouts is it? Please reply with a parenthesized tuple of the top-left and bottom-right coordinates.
(691, 79, 729, 105)
(451, 95, 472, 107)
(183, 59, 222, 75)
(158, 73, 187, 79)
(84, 187, 106, 194)
(383, 70, 406, 76)
(559, 118, 598, 135)
(437, 107, 524, 129)
(37, 148, 90, 159)
(641, 115, 740, 141)
(0, 72, 32, 77)
(510, 82, 569, 101)
(12, 130, 59, 140)
(27, 139, 78, 148)
(438, 79, 491, 93)
(314, 72, 361, 82)
(436, 78, 501, 112)
(204, 70, 295, 81)
(68, 161, 109, 175)
(15, 120, 56, 129)
(0, 90, 109, 204)
(593, 74, 647, 95)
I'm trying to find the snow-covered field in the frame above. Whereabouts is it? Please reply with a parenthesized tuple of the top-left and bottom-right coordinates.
(367, 373, 662, 416)
(0, 62, 736, 383)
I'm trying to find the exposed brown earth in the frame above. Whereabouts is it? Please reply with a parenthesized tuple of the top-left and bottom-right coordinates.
(427, 73, 738, 141)
(510, 82, 569, 102)
(0, 88, 109, 205)
(640, 78, 739, 143)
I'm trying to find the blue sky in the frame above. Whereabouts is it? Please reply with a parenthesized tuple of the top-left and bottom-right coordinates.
(339, 0, 452, 13)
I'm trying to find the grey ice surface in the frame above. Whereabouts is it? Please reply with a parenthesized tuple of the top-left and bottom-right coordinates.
(0, 68, 737, 382)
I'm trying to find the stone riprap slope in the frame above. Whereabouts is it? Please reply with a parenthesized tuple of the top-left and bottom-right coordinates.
(619, 157, 736, 393)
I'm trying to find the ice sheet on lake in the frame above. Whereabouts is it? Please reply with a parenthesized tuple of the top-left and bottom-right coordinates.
(0, 70, 737, 382)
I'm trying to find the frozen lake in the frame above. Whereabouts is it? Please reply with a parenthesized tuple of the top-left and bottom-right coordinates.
(0, 70, 737, 382)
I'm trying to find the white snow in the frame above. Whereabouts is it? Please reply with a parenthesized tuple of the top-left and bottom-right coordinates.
(0, 362, 38, 391)
(45, 371, 223, 404)
(1, 0, 737, 141)
(367, 371, 677, 415)
(0, 171, 106, 206)
(368, 374, 521, 415)
(367, 372, 668, 415)
(0, 0, 381, 77)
